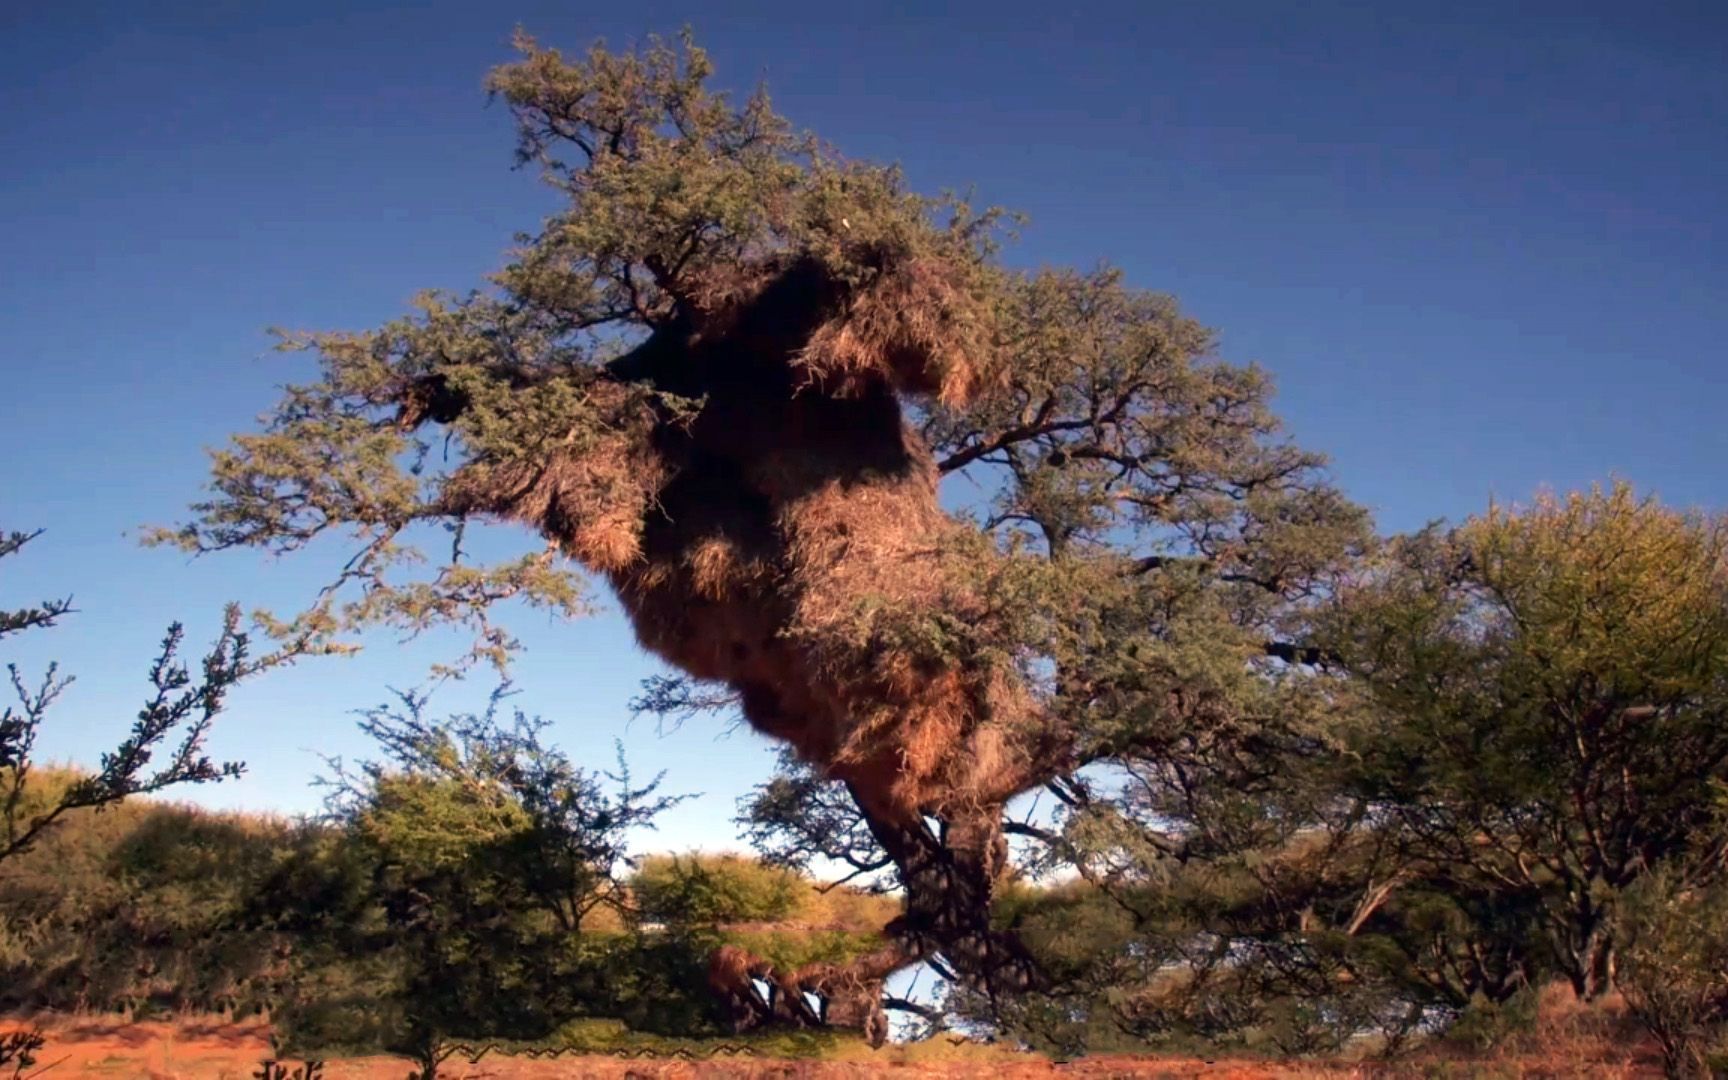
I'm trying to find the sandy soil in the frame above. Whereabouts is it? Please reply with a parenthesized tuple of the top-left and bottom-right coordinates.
(0, 1014, 1662, 1078)
(0, 1016, 1335, 1079)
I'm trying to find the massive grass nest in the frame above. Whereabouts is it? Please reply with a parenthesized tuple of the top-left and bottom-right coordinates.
(434, 248, 1044, 828)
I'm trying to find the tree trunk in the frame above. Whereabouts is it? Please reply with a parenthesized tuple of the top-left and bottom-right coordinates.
(855, 790, 1045, 1002)
(706, 787, 1044, 1042)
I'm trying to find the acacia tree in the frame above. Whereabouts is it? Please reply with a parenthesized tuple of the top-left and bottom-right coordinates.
(929, 484, 1728, 1051)
(1319, 483, 1728, 1002)
(323, 686, 686, 936)
(156, 30, 1366, 1037)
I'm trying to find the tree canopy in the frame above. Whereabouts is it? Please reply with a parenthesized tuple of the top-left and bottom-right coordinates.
(150, 28, 1361, 682)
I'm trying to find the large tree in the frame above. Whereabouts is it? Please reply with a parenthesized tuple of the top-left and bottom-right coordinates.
(1319, 482, 1728, 1002)
(156, 29, 1366, 1039)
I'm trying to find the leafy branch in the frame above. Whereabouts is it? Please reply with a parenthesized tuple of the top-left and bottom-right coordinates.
(0, 528, 285, 867)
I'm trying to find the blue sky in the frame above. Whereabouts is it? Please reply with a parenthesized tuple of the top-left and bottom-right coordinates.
(3, 0, 1724, 852)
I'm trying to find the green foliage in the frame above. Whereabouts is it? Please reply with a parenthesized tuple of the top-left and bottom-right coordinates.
(933, 481, 1728, 1058)
(0, 783, 301, 1016)
(0, 776, 889, 1055)
(303, 687, 696, 1051)
(1439, 986, 1541, 1054)
(631, 852, 799, 926)
(325, 685, 687, 932)
(1322, 481, 1728, 999)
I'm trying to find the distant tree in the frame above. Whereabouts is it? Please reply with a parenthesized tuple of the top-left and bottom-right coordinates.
(154, 28, 1366, 1036)
(630, 852, 800, 927)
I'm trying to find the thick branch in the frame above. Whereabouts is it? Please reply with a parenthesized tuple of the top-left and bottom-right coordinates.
(1003, 820, 1063, 846)
(936, 409, 1093, 474)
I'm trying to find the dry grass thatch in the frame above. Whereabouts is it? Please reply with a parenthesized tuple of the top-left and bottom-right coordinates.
(438, 250, 1044, 837)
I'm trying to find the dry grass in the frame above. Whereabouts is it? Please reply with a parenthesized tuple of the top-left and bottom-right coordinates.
(1407, 983, 1663, 1078)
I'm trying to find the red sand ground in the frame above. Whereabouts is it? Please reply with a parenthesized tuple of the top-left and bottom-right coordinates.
(0, 1010, 1663, 1078)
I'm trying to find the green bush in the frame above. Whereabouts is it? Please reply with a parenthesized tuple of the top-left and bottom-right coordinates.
(631, 853, 801, 926)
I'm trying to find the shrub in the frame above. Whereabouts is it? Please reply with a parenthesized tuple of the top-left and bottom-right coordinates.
(631, 853, 801, 926)
(1620, 866, 1728, 1078)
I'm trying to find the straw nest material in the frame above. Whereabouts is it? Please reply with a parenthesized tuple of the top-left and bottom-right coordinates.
(429, 248, 1040, 838)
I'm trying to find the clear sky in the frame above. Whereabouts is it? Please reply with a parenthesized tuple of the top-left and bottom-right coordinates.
(3, 0, 1724, 852)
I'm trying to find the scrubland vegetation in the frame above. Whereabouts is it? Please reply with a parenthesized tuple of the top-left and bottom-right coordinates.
(5, 27, 1728, 1080)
